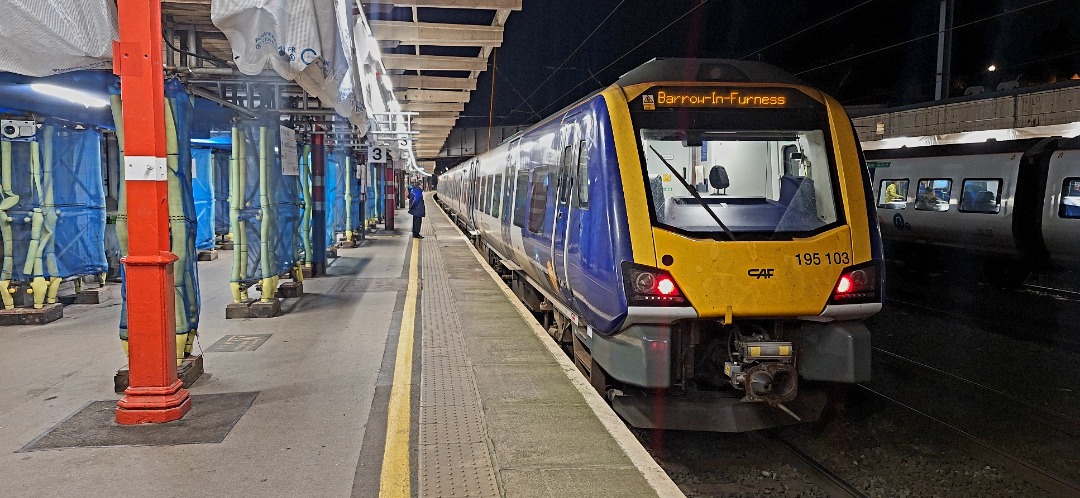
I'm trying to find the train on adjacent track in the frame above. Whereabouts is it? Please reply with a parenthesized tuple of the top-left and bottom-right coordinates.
(435, 59, 883, 432)
(865, 136, 1080, 286)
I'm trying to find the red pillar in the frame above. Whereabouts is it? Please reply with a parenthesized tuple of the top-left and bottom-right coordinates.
(384, 162, 395, 231)
(114, 0, 191, 424)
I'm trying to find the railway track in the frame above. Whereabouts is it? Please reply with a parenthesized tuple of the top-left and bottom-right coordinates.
(635, 427, 865, 498)
(884, 296, 1080, 352)
(857, 384, 1080, 497)
(1021, 283, 1080, 301)
(764, 431, 868, 498)
(872, 347, 1080, 438)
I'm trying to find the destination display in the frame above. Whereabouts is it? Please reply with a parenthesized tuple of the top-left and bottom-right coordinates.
(641, 87, 810, 110)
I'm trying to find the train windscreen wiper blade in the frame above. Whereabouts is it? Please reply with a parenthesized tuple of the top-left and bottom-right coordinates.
(649, 146, 737, 241)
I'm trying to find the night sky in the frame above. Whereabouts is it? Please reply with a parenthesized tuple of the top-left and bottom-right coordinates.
(456, 0, 1080, 128)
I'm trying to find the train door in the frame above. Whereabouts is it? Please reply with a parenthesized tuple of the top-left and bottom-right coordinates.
(467, 159, 479, 228)
(1042, 148, 1080, 263)
(500, 141, 519, 250)
(551, 116, 581, 302)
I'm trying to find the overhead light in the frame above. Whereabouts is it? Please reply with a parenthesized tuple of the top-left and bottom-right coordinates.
(987, 64, 997, 72)
(31, 83, 109, 108)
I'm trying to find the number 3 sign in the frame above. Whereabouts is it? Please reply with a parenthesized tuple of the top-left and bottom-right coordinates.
(369, 146, 387, 164)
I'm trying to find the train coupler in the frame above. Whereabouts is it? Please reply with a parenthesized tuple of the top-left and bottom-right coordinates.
(725, 340, 798, 406)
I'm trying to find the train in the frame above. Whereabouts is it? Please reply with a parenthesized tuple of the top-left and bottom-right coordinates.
(436, 59, 883, 432)
(865, 136, 1080, 285)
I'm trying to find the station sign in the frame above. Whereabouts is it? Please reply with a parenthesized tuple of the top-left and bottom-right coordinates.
(368, 146, 388, 164)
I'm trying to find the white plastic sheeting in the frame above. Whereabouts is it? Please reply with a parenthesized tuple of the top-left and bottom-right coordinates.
(0, 0, 118, 76)
(212, 0, 368, 132)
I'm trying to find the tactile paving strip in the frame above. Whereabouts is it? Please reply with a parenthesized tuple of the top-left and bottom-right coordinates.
(418, 225, 501, 497)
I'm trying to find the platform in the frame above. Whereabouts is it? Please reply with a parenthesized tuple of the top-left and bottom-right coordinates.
(0, 198, 678, 497)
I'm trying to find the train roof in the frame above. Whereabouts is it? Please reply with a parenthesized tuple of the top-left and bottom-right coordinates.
(615, 58, 807, 87)
(862, 137, 1056, 159)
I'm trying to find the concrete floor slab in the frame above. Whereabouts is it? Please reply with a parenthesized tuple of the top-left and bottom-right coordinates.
(21, 392, 258, 451)
(500, 468, 658, 498)
(472, 363, 588, 405)
(0, 219, 413, 497)
(465, 335, 557, 364)
(484, 403, 637, 469)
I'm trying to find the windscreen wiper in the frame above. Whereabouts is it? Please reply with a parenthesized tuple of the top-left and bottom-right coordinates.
(649, 146, 737, 241)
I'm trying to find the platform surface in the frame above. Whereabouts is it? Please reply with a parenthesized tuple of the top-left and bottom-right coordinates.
(0, 200, 676, 497)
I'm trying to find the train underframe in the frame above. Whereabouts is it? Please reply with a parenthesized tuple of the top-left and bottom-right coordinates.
(478, 239, 870, 432)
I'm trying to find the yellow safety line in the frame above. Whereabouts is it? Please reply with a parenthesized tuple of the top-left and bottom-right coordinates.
(379, 237, 420, 497)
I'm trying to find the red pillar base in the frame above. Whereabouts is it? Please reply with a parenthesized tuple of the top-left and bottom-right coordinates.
(116, 379, 192, 424)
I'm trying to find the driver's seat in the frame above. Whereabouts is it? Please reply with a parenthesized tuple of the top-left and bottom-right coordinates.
(709, 165, 730, 194)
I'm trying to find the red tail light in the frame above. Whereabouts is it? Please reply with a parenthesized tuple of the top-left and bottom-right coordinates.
(829, 263, 879, 304)
(657, 277, 676, 295)
(622, 262, 688, 306)
(836, 275, 854, 294)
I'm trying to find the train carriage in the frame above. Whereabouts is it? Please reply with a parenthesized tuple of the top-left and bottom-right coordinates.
(866, 136, 1080, 285)
(437, 59, 883, 431)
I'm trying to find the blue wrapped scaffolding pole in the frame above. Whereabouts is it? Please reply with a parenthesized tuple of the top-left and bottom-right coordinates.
(0, 121, 108, 310)
(229, 119, 301, 302)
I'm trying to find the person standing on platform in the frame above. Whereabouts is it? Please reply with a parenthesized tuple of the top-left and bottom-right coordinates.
(408, 181, 426, 239)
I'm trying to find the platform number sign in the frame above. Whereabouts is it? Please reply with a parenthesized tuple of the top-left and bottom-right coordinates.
(369, 146, 387, 164)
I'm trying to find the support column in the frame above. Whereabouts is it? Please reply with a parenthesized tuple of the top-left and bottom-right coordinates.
(384, 162, 395, 231)
(114, 0, 190, 424)
(311, 135, 326, 277)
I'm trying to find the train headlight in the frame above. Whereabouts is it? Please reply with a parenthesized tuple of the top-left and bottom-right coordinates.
(829, 263, 880, 304)
(622, 262, 688, 306)
(634, 273, 656, 294)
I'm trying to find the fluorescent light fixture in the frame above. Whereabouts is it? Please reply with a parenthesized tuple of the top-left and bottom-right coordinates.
(31, 83, 109, 108)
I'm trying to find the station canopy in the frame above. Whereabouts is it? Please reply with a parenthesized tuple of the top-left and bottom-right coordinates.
(0, 0, 519, 173)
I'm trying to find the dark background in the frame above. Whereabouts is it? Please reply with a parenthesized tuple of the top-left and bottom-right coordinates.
(450, 0, 1080, 128)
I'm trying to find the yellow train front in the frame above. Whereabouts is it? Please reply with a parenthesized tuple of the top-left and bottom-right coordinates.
(578, 59, 882, 432)
(437, 59, 883, 432)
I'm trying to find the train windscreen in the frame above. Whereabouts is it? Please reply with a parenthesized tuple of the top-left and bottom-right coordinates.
(639, 128, 839, 237)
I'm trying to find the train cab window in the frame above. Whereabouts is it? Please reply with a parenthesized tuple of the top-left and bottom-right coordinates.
(492, 173, 503, 217)
(1060, 177, 1080, 219)
(914, 179, 951, 212)
(575, 140, 589, 209)
(513, 170, 529, 227)
(640, 129, 838, 236)
(959, 179, 1002, 214)
(877, 179, 909, 209)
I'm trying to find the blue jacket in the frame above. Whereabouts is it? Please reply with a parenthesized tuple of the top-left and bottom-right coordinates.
(408, 186, 426, 217)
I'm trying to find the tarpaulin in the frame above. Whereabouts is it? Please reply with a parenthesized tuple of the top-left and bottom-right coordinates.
(234, 119, 301, 285)
(2, 121, 107, 280)
(192, 148, 215, 250)
(0, 1, 117, 76)
(212, 0, 368, 132)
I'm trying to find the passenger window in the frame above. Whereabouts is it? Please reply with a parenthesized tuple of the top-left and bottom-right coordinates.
(513, 170, 529, 227)
(488, 176, 497, 215)
(527, 167, 550, 233)
(558, 145, 574, 204)
(914, 179, 952, 212)
(575, 140, 589, 209)
(1060, 177, 1080, 219)
(478, 176, 487, 213)
(959, 179, 1002, 214)
(492, 173, 503, 217)
(782, 144, 801, 177)
(877, 179, 909, 209)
